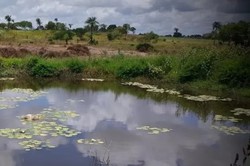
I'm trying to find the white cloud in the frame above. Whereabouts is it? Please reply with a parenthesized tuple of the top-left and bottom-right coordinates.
(0, 0, 249, 34)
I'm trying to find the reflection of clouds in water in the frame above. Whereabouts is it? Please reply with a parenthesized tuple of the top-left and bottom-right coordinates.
(45, 88, 226, 165)
(0, 138, 22, 166)
(0, 151, 16, 166)
(0, 89, 70, 166)
(75, 119, 221, 166)
(0, 87, 248, 166)
(46, 89, 183, 132)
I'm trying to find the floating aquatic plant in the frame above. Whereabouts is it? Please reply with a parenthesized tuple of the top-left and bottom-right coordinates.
(122, 82, 157, 89)
(181, 94, 232, 102)
(40, 109, 80, 122)
(0, 88, 47, 103)
(122, 82, 180, 95)
(146, 88, 165, 93)
(77, 139, 104, 145)
(231, 108, 250, 116)
(66, 99, 85, 103)
(82, 78, 104, 82)
(0, 104, 18, 110)
(136, 126, 172, 135)
(0, 78, 15, 81)
(19, 139, 56, 151)
(214, 115, 241, 123)
(0, 109, 81, 151)
(211, 125, 250, 135)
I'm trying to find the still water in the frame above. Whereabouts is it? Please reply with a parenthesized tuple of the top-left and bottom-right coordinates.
(0, 80, 249, 166)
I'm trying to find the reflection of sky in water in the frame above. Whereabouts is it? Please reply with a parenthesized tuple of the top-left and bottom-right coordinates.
(0, 87, 249, 166)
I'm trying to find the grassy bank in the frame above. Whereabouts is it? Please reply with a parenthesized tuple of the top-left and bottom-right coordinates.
(0, 47, 250, 96)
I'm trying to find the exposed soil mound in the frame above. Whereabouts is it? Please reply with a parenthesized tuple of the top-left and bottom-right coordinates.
(0, 47, 31, 57)
(67, 44, 90, 56)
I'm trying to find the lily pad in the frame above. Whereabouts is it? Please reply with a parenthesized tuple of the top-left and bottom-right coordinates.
(231, 108, 250, 116)
(0, 108, 81, 152)
(136, 126, 172, 135)
(0, 88, 47, 103)
(214, 115, 241, 122)
(77, 139, 104, 145)
(0, 104, 18, 110)
(122, 82, 180, 95)
(211, 125, 250, 135)
(0, 78, 15, 81)
(82, 78, 104, 82)
(182, 94, 232, 102)
(18, 139, 57, 150)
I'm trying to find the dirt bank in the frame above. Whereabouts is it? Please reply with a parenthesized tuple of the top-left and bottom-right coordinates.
(0, 44, 147, 58)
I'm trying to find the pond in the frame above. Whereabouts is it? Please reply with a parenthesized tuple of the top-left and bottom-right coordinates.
(0, 80, 249, 166)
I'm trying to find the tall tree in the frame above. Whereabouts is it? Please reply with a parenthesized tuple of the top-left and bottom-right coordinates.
(85, 17, 99, 44)
(174, 28, 179, 33)
(107, 24, 117, 31)
(213, 21, 221, 31)
(5, 15, 12, 29)
(54, 18, 58, 29)
(45, 21, 56, 30)
(123, 23, 130, 34)
(36, 18, 42, 30)
(99, 24, 107, 32)
(173, 28, 182, 37)
(212, 21, 221, 44)
(130, 27, 136, 34)
(68, 24, 73, 29)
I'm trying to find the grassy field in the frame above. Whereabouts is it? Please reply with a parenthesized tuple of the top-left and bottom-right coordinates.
(0, 30, 214, 53)
(0, 30, 250, 96)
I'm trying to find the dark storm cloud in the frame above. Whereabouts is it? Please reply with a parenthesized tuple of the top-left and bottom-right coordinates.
(149, 0, 199, 12)
(0, 0, 249, 35)
(218, 0, 250, 14)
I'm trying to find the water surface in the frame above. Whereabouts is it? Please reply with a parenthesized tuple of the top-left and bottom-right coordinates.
(0, 80, 249, 166)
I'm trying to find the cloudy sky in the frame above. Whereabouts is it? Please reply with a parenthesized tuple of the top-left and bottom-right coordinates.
(0, 0, 249, 35)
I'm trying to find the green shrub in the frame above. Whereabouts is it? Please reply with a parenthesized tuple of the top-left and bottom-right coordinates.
(116, 60, 148, 79)
(31, 62, 59, 77)
(146, 64, 164, 79)
(216, 58, 250, 87)
(136, 43, 154, 52)
(66, 59, 84, 73)
(178, 49, 216, 83)
(26, 58, 59, 77)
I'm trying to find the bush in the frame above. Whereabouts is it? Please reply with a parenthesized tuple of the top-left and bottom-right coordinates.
(178, 49, 216, 83)
(66, 59, 84, 73)
(143, 31, 159, 41)
(217, 58, 250, 87)
(107, 30, 122, 41)
(116, 61, 148, 79)
(147, 64, 164, 79)
(136, 43, 154, 52)
(26, 58, 59, 77)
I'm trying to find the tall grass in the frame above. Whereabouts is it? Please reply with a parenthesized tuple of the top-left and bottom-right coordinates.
(0, 47, 249, 90)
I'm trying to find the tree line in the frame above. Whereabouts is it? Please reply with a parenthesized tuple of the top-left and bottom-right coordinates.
(0, 15, 249, 47)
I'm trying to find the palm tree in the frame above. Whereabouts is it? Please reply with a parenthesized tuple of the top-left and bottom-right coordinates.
(54, 18, 58, 29)
(174, 28, 179, 33)
(5, 15, 12, 29)
(213, 21, 221, 32)
(36, 18, 42, 29)
(85, 17, 99, 44)
(68, 24, 73, 29)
